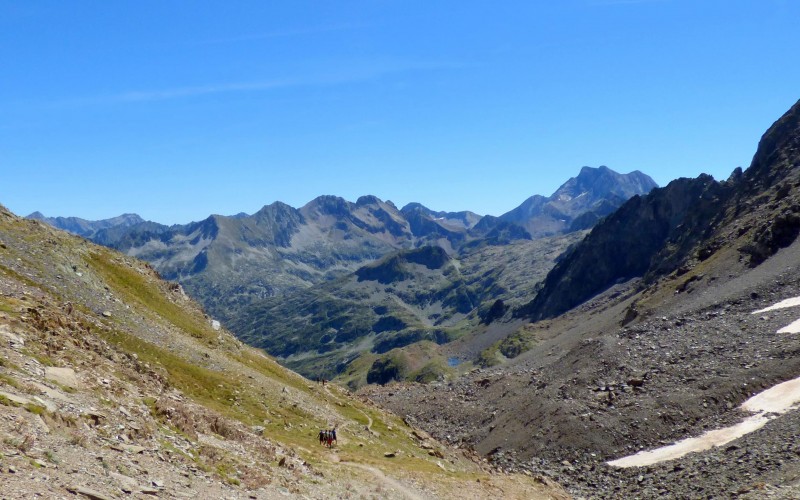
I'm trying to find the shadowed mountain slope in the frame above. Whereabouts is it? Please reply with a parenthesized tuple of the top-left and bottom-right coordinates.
(521, 99, 800, 322)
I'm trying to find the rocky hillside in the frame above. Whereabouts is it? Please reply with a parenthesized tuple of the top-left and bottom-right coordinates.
(499, 166, 657, 237)
(0, 206, 565, 499)
(522, 100, 800, 322)
(363, 98, 800, 498)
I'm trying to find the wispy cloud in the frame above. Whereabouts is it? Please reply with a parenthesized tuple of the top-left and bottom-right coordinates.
(588, 0, 669, 5)
(47, 60, 464, 108)
(194, 23, 367, 45)
(108, 80, 296, 103)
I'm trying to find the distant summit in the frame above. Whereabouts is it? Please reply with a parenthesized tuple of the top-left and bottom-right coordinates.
(499, 166, 657, 237)
(400, 203, 482, 231)
(27, 212, 145, 239)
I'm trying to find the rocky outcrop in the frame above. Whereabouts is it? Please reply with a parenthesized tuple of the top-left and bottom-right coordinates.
(743, 98, 800, 193)
(519, 175, 727, 320)
(400, 202, 483, 230)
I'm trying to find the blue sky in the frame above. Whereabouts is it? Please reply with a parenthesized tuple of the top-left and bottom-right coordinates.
(2, 1, 799, 224)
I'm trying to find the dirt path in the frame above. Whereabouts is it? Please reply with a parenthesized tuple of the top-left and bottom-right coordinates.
(358, 406, 374, 432)
(609, 296, 800, 467)
(342, 462, 426, 500)
(322, 384, 374, 434)
(320, 386, 421, 498)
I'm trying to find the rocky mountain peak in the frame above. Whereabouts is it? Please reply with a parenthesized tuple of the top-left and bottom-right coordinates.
(400, 202, 428, 213)
(521, 100, 800, 322)
(302, 195, 352, 217)
(745, 98, 800, 191)
(356, 195, 382, 206)
(555, 166, 657, 201)
(25, 212, 146, 238)
(500, 166, 656, 238)
(253, 201, 302, 224)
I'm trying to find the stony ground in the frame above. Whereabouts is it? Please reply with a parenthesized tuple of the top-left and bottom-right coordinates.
(362, 237, 800, 498)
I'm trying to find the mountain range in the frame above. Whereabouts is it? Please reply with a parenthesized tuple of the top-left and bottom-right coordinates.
(29, 166, 656, 382)
(8, 99, 800, 497)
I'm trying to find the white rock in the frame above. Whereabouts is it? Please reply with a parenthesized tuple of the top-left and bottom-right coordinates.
(45, 367, 81, 390)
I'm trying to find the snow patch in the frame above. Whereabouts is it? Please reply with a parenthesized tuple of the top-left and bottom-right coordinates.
(608, 375, 800, 467)
(752, 296, 800, 314)
(779, 319, 800, 334)
(608, 296, 800, 467)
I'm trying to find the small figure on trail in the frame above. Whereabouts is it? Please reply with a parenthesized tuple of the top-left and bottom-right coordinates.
(318, 428, 337, 448)
(322, 379, 327, 387)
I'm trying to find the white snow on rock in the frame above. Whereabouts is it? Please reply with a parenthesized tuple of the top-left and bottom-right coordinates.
(778, 318, 800, 334)
(607, 296, 800, 467)
(609, 375, 800, 467)
(752, 296, 800, 314)
(608, 416, 772, 468)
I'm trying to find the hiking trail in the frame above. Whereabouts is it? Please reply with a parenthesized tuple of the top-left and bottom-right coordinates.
(342, 462, 425, 500)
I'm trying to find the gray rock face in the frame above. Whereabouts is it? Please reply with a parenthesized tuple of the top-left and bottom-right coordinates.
(520, 174, 726, 320)
(520, 99, 800, 322)
(499, 166, 658, 238)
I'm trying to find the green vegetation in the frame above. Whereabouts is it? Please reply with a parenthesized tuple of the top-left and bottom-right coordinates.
(409, 358, 449, 383)
(97, 325, 262, 425)
(498, 329, 538, 358)
(20, 348, 55, 367)
(86, 249, 218, 344)
(477, 347, 501, 367)
(0, 394, 20, 407)
(478, 327, 539, 367)
(0, 372, 21, 389)
(45, 450, 60, 464)
(23, 403, 47, 416)
(366, 353, 408, 385)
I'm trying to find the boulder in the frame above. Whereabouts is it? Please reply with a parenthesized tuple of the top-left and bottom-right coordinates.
(45, 367, 80, 389)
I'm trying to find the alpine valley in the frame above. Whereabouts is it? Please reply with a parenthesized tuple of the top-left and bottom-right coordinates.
(31, 166, 657, 385)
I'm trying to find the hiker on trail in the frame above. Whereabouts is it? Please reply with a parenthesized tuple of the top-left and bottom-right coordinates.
(319, 429, 325, 446)
(331, 428, 337, 446)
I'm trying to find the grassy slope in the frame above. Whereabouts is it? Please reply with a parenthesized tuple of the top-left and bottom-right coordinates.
(0, 206, 562, 498)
